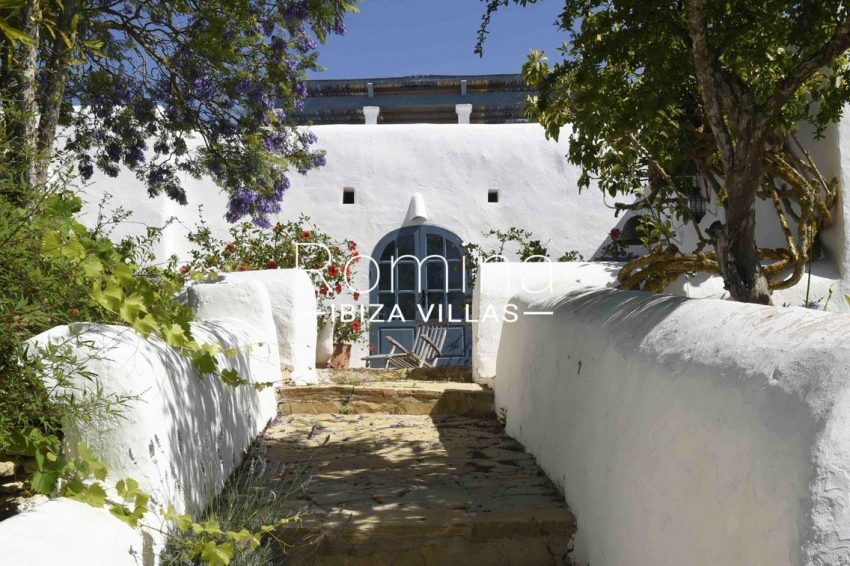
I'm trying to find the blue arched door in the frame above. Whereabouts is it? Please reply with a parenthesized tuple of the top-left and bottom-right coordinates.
(368, 225, 470, 367)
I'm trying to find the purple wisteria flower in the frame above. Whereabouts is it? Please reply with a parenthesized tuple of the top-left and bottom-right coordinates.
(283, 1, 310, 22)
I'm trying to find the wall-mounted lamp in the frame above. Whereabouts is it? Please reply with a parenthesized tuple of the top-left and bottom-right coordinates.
(688, 186, 707, 224)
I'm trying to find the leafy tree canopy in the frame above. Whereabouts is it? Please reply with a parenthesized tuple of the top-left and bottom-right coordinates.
(1, 0, 357, 226)
(478, 0, 850, 302)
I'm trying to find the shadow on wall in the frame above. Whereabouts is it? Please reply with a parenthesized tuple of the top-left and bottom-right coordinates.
(493, 285, 850, 565)
(530, 287, 689, 337)
(58, 320, 277, 521)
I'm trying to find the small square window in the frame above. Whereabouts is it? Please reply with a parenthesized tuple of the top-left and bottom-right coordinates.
(487, 189, 499, 203)
(342, 187, 355, 204)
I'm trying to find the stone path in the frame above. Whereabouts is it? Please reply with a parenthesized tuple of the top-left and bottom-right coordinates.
(266, 373, 575, 565)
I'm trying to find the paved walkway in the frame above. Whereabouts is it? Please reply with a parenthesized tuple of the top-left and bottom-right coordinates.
(266, 375, 575, 565)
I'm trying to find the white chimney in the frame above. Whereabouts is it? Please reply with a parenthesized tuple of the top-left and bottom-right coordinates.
(455, 103, 472, 125)
(363, 106, 380, 125)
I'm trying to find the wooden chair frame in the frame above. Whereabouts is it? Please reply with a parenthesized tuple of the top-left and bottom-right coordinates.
(363, 323, 449, 369)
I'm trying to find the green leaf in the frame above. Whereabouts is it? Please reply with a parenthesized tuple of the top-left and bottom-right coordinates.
(227, 529, 253, 545)
(132, 315, 159, 337)
(41, 230, 63, 258)
(60, 234, 86, 260)
(220, 368, 246, 387)
(165, 505, 194, 531)
(192, 351, 219, 375)
(163, 322, 190, 348)
(93, 280, 124, 312)
(199, 541, 233, 566)
(76, 443, 108, 481)
(30, 469, 61, 494)
(119, 292, 146, 324)
(115, 477, 138, 498)
(72, 483, 107, 508)
(202, 520, 223, 535)
(0, 19, 33, 45)
(80, 255, 104, 278)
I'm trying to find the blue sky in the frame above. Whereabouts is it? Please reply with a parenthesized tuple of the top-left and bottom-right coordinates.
(309, 0, 568, 79)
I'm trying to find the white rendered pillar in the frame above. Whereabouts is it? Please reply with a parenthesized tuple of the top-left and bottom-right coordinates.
(455, 103, 472, 124)
(363, 105, 380, 125)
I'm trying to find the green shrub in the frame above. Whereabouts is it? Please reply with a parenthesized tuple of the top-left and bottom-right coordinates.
(0, 170, 196, 467)
(184, 213, 367, 343)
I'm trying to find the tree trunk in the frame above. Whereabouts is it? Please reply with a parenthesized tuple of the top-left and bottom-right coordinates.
(714, 167, 772, 304)
(3, 0, 40, 206)
(34, 0, 79, 187)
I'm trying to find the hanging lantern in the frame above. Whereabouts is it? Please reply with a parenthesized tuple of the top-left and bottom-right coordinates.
(688, 180, 707, 224)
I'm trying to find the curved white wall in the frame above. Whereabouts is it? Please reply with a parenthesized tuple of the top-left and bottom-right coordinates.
(4, 279, 282, 564)
(495, 286, 850, 565)
(473, 261, 845, 384)
(217, 270, 317, 383)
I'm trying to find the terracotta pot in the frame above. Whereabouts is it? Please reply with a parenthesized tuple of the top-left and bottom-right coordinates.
(316, 319, 335, 366)
(328, 343, 351, 369)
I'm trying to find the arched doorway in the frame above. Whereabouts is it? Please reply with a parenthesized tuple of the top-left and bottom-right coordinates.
(368, 225, 471, 367)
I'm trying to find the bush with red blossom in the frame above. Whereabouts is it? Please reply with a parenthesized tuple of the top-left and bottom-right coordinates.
(185, 214, 367, 343)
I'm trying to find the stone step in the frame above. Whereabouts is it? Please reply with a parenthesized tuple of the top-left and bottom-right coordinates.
(277, 382, 494, 418)
(264, 414, 575, 565)
(315, 366, 474, 385)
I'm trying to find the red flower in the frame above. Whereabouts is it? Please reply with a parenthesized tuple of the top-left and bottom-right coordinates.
(302, 229, 311, 240)
(179, 265, 189, 274)
(351, 320, 362, 333)
(345, 266, 352, 277)
(265, 259, 278, 269)
(335, 283, 343, 295)
(328, 264, 340, 277)
(237, 262, 249, 272)
(224, 243, 236, 254)
(353, 291, 361, 301)
(348, 241, 357, 251)
(319, 285, 328, 296)
(610, 228, 622, 241)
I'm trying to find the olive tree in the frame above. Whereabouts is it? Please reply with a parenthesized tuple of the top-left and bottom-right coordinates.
(478, 0, 850, 303)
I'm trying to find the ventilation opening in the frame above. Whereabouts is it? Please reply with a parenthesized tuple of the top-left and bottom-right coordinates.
(342, 187, 355, 204)
(487, 189, 499, 203)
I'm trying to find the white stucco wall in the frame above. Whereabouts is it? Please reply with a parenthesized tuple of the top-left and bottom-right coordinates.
(75, 121, 850, 367)
(217, 270, 317, 383)
(76, 124, 620, 366)
(471, 261, 622, 384)
(473, 260, 845, 384)
(78, 124, 617, 265)
(496, 286, 850, 565)
(0, 498, 149, 565)
(3, 279, 281, 564)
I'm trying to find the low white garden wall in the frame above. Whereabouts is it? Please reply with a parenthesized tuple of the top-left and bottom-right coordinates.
(0, 279, 282, 565)
(472, 262, 623, 385)
(496, 285, 850, 565)
(220, 269, 317, 384)
(473, 260, 845, 385)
